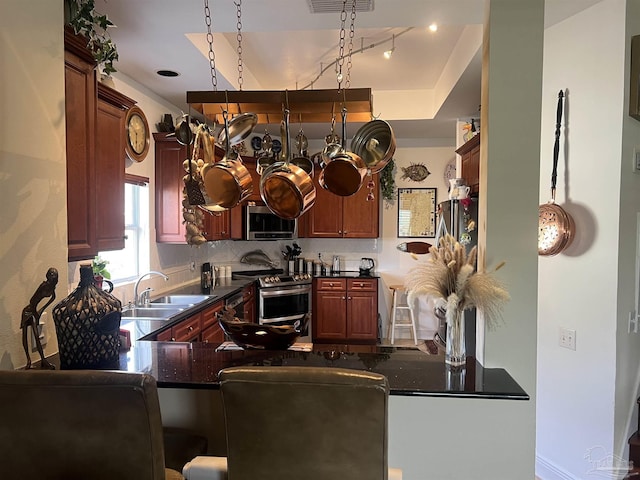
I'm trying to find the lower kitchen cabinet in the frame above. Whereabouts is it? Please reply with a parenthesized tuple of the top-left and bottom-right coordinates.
(242, 283, 256, 322)
(313, 278, 378, 343)
(156, 299, 225, 342)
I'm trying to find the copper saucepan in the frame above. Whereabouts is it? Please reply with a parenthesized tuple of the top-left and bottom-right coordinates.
(260, 109, 316, 219)
(319, 107, 367, 197)
(203, 111, 253, 209)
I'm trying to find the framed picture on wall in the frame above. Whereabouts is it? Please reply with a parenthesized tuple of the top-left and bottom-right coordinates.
(397, 188, 437, 238)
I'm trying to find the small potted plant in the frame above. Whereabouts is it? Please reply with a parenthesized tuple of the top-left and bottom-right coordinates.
(92, 256, 113, 292)
(65, 0, 119, 78)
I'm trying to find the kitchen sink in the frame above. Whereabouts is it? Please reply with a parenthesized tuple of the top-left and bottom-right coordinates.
(150, 294, 215, 305)
(121, 306, 185, 319)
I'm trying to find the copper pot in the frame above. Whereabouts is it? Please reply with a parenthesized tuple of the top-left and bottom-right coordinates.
(202, 112, 253, 209)
(319, 108, 367, 196)
(260, 109, 316, 219)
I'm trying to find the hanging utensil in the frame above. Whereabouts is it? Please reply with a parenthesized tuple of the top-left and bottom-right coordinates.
(183, 120, 205, 206)
(320, 114, 342, 166)
(538, 90, 575, 256)
(202, 110, 253, 209)
(174, 115, 193, 146)
(216, 112, 258, 146)
(259, 108, 316, 219)
(319, 107, 367, 197)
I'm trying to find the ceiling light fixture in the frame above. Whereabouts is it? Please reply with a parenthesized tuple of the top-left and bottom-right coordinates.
(383, 34, 395, 59)
(429, 23, 438, 32)
(156, 69, 180, 77)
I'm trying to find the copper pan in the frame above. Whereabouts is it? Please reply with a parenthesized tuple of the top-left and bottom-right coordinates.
(260, 109, 316, 219)
(203, 111, 253, 209)
(319, 108, 367, 196)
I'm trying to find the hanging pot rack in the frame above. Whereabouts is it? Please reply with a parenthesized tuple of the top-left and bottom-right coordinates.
(186, 88, 373, 126)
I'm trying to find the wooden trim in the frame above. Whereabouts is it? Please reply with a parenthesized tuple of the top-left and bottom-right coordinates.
(125, 173, 149, 186)
(98, 83, 136, 110)
(64, 26, 95, 65)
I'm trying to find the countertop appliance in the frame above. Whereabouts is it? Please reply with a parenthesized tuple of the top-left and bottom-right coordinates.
(244, 204, 298, 240)
(233, 269, 311, 341)
(359, 258, 375, 276)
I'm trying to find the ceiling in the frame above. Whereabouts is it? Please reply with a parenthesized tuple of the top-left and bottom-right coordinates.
(97, 0, 601, 141)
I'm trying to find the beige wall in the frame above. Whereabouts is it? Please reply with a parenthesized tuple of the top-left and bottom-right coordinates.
(0, 0, 68, 368)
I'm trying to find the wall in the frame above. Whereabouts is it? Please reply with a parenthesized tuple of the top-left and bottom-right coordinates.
(0, 1, 68, 369)
(535, 1, 640, 479)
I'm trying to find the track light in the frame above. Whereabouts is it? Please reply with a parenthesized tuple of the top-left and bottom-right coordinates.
(384, 34, 395, 59)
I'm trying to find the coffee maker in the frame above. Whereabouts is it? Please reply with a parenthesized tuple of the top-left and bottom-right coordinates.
(359, 258, 375, 276)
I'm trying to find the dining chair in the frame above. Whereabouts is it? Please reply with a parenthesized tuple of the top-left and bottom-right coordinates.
(201, 366, 401, 480)
(0, 369, 184, 480)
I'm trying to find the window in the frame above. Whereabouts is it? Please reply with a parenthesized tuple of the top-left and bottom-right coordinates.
(100, 174, 149, 283)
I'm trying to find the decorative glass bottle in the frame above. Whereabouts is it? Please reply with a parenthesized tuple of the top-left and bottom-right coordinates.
(52, 264, 122, 369)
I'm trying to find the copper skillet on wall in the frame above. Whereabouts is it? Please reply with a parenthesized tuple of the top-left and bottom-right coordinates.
(319, 108, 367, 196)
(202, 111, 253, 209)
(538, 90, 575, 256)
(259, 109, 316, 220)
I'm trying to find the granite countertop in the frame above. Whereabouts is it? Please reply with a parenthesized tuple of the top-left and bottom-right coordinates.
(120, 279, 253, 342)
(117, 341, 528, 400)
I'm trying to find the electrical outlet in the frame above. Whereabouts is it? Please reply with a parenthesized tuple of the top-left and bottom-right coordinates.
(189, 261, 196, 272)
(559, 327, 576, 350)
(634, 148, 640, 173)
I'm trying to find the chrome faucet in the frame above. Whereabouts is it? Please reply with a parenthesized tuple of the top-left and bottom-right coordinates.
(133, 271, 169, 306)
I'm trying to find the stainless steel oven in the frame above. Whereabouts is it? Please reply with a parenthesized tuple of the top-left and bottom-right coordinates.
(258, 274, 312, 341)
(232, 270, 312, 340)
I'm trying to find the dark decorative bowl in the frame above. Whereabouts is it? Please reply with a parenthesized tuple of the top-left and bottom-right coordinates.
(218, 313, 310, 350)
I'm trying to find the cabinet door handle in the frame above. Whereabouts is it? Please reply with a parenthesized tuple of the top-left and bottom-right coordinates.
(171, 337, 176, 342)
(329, 283, 334, 287)
(342, 296, 346, 300)
(188, 325, 194, 332)
(348, 296, 352, 300)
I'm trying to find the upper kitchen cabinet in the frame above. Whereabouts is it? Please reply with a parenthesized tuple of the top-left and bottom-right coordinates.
(64, 28, 134, 261)
(154, 134, 238, 243)
(65, 28, 97, 260)
(154, 133, 189, 243)
(304, 172, 379, 238)
(95, 84, 135, 252)
(456, 134, 480, 196)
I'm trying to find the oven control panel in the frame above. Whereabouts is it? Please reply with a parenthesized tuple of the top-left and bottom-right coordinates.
(259, 274, 312, 287)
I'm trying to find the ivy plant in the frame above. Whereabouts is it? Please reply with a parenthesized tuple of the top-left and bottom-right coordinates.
(66, 0, 119, 75)
(379, 158, 396, 203)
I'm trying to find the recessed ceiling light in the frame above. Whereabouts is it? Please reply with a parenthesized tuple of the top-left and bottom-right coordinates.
(429, 23, 438, 32)
(156, 70, 180, 77)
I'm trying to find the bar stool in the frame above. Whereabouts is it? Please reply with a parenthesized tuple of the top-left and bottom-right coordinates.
(389, 285, 418, 345)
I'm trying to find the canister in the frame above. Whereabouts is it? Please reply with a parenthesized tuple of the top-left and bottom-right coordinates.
(306, 259, 313, 274)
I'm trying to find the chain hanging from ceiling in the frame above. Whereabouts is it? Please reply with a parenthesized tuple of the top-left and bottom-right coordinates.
(235, 0, 244, 90)
(336, 0, 357, 91)
(204, 0, 218, 92)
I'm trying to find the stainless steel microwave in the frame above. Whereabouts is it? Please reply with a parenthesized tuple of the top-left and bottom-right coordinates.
(244, 205, 298, 240)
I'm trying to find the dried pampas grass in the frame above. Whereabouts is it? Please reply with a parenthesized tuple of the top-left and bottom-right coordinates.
(404, 235, 509, 329)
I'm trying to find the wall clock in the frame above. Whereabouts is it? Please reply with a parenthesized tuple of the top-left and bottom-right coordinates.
(443, 158, 457, 185)
(125, 106, 150, 162)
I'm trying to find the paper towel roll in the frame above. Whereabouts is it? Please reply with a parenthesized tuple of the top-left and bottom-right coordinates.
(182, 456, 228, 480)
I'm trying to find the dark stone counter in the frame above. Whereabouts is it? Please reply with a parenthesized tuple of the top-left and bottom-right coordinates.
(118, 341, 528, 400)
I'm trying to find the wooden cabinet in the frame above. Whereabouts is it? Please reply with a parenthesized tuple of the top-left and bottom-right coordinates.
(64, 28, 135, 260)
(201, 301, 225, 343)
(65, 29, 97, 261)
(242, 282, 257, 323)
(156, 299, 225, 343)
(313, 277, 378, 343)
(154, 135, 237, 243)
(95, 84, 135, 252)
(154, 133, 188, 243)
(456, 134, 480, 195)
(304, 173, 379, 238)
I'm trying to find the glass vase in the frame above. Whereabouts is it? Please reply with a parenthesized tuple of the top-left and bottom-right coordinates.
(445, 307, 466, 367)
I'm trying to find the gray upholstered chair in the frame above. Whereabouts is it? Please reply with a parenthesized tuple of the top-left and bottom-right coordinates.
(0, 369, 184, 480)
(184, 366, 401, 480)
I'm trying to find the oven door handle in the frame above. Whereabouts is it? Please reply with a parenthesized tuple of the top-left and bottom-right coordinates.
(260, 285, 311, 297)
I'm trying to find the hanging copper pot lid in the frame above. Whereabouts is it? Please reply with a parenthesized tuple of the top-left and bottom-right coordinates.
(217, 112, 258, 146)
